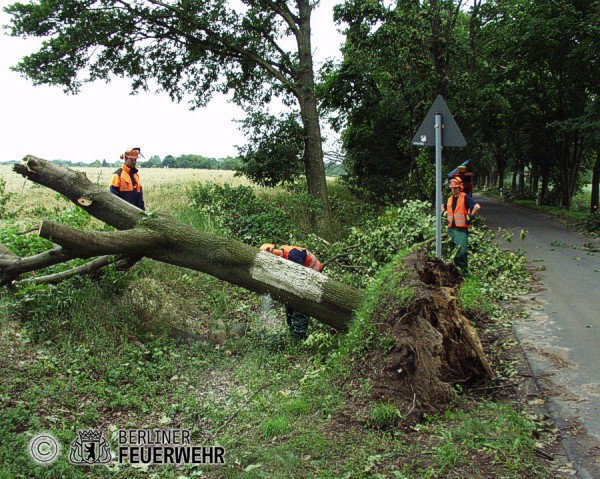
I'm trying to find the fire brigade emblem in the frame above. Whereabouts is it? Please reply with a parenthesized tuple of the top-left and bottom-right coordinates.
(69, 429, 112, 465)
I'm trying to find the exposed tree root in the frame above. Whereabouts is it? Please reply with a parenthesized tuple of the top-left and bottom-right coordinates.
(360, 248, 493, 410)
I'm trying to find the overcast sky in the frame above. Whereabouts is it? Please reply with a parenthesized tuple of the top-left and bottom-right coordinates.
(0, 0, 344, 164)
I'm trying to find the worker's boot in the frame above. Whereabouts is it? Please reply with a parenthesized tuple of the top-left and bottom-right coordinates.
(289, 311, 310, 341)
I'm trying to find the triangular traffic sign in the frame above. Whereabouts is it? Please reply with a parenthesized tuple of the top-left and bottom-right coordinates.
(412, 95, 466, 147)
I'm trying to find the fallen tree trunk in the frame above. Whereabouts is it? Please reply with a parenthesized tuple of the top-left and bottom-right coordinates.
(5, 157, 494, 403)
(10, 156, 362, 331)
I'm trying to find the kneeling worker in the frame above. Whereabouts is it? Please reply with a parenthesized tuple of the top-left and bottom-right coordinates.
(259, 244, 323, 340)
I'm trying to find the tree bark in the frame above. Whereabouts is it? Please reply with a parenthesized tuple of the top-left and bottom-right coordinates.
(592, 150, 600, 214)
(15, 255, 138, 286)
(295, 0, 332, 232)
(495, 151, 506, 192)
(429, 0, 448, 97)
(11, 157, 360, 331)
(511, 164, 517, 191)
(468, 0, 482, 74)
(0, 246, 72, 285)
(539, 162, 550, 205)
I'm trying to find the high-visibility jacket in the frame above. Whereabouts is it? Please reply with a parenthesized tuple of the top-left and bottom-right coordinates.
(260, 243, 323, 272)
(110, 165, 145, 210)
(446, 193, 470, 229)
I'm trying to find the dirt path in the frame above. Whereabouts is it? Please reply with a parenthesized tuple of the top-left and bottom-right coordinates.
(478, 196, 600, 478)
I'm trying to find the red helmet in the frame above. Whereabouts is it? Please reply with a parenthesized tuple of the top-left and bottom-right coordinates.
(449, 176, 463, 191)
(260, 243, 275, 253)
(120, 147, 144, 160)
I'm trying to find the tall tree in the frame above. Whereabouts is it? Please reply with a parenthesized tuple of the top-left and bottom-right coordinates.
(320, 0, 473, 201)
(5, 0, 332, 228)
(480, 0, 599, 208)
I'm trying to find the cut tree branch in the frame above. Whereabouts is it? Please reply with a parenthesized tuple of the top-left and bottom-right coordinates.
(0, 245, 72, 285)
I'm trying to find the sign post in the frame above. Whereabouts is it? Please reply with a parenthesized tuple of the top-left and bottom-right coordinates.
(434, 114, 443, 258)
(412, 96, 466, 259)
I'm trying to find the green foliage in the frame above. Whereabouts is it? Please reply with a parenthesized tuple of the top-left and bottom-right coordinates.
(578, 212, 600, 236)
(47, 154, 242, 170)
(458, 275, 496, 316)
(187, 182, 326, 246)
(324, 200, 434, 287)
(321, 0, 597, 209)
(478, 0, 597, 208)
(261, 417, 291, 438)
(188, 183, 299, 245)
(280, 397, 311, 417)
(368, 402, 400, 429)
(326, 180, 380, 237)
(321, 0, 471, 202)
(6, 0, 294, 107)
(328, 251, 411, 369)
(0, 202, 91, 257)
(466, 229, 531, 300)
(0, 223, 52, 257)
(0, 178, 552, 479)
(166, 154, 237, 170)
(237, 112, 305, 187)
(303, 324, 338, 356)
(5, 0, 332, 214)
(0, 202, 94, 282)
(14, 271, 130, 343)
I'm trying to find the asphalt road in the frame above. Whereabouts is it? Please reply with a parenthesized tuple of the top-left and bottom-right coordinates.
(478, 196, 600, 478)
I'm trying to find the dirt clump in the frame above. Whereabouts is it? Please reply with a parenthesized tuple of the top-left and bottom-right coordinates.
(358, 248, 493, 411)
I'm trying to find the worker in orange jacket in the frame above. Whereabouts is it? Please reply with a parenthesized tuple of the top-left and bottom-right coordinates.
(260, 244, 323, 339)
(110, 147, 145, 210)
(442, 177, 480, 277)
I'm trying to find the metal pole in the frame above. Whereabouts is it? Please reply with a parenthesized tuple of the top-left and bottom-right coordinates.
(435, 113, 442, 259)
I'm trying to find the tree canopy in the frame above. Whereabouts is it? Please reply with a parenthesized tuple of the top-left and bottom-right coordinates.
(6, 0, 333, 227)
(321, 0, 599, 209)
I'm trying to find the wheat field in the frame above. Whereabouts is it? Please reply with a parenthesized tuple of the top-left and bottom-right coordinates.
(0, 164, 255, 217)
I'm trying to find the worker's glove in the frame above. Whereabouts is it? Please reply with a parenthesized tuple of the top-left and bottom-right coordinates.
(466, 214, 472, 223)
(441, 210, 448, 218)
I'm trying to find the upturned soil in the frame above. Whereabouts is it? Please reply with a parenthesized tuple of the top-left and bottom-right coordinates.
(359, 248, 493, 410)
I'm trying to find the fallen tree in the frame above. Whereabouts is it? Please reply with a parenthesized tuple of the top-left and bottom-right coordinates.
(3, 157, 493, 400)
(4, 156, 360, 331)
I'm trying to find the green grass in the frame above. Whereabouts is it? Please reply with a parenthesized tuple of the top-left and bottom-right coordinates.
(431, 402, 540, 474)
(513, 199, 590, 221)
(0, 256, 550, 479)
(0, 177, 556, 479)
(511, 196, 599, 237)
(368, 402, 400, 429)
(459, 275, 497, 316)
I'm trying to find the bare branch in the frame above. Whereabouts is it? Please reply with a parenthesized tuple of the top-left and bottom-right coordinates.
(0, 246, 73, 285)
(14, 255, 139, 286)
